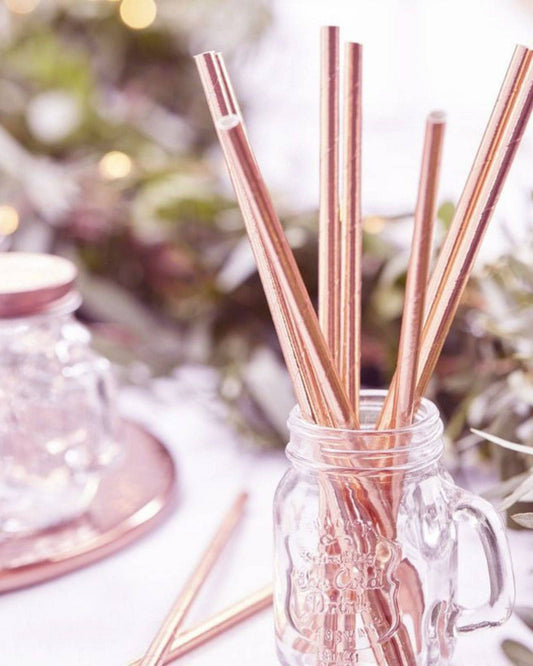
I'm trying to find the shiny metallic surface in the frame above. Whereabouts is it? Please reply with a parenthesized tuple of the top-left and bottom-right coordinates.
(195, 52, 319, 422)
(0, 421, 176, 593)
(218, 119, 356, 427)
(419, 46, 533, 398)
(340, 41, 363, 415)
(196, 47, 418, 663)
(196, 51, 356, 428)
(384, 112, 446, 430)
(130, 585, 273, 665)
(139, 492, 247, 666)
(319, 26, 341, 360)
(380, 45, 533, 427)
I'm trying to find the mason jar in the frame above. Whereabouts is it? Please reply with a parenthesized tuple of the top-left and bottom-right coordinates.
(0, 253, 120, 535)
(273, 391, 514, 665)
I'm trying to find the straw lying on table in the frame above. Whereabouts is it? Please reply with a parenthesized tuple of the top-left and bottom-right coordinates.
(131, 585, 272, 665)
(138, 492, 248, 666)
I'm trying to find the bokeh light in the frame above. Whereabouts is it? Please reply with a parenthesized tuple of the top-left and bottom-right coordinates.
(0, 205, 19, 235)
(5, 0, 40, 13)
(363, 216, 386, 234)
(119, 0, 156, 30)
(99, 151, 133, 179)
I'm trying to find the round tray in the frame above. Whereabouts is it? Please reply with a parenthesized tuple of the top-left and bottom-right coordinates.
(0, 420, 176, 593)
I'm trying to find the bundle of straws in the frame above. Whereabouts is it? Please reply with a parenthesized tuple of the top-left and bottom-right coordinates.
(193, 27, 533, 663)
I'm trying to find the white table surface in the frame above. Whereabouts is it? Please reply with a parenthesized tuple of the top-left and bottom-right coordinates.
(3, 368, 533, 665)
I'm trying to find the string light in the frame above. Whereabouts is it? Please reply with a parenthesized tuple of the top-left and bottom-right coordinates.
(0, 205, 19, 235)
(119, 0, 156, 30)
(5, 0, 40, 14)
(99, 151, 133, 179)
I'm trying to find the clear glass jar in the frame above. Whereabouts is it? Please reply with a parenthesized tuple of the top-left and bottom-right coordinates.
(0, 253, 120, 535)
(274, 391, 514, 666)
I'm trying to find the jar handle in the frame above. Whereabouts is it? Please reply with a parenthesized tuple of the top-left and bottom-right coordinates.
(453, 491, 515, 633)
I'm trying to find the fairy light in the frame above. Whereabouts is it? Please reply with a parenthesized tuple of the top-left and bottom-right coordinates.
(0, 205, 19, 235)
(5, 0, 40, 13)
(99, 151, 132, 179)
(119, 0, 156, 30)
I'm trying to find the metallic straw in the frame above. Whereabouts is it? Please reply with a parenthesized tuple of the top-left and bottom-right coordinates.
(138, 492, 248, 666)
(196, 52, 356, 427)
(319, 26, 341, 361)
(196, 48, 410, 664)
(130, 585, 272, 665)
(195, 54, 318, 420)
(385, 112, 446, 429)
(340, 41, 363, 413)
(379, 44, 533, 428)
(216, 115, 355, 427)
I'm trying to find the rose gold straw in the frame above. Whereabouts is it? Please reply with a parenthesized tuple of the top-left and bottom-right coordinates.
(384, 112, 446, 429)
(319, 26, 341, 363)
(196, 52, 356, 428)
(196, 55, 322, 422)
(138, 492, 248, 666)
(204, 53, 323, 418)
(217, 114, 355, 426)
(340, 41, 363, 413)
(196, 50, 414, 666)
(215, 116, 412, 663)
(378, 44, 533, 429)
(130, 585, 272, 666)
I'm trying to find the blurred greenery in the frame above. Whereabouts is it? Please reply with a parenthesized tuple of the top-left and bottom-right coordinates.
(0, 0, 532, 478)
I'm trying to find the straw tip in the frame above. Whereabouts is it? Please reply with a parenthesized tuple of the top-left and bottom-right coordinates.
(216, 114, 241, 131)
(345, 41, 363, 53)
(193, 50, 215, 61)
(428, 110, 447, 124)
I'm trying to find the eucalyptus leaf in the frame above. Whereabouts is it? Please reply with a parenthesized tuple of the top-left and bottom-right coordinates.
(481, 472, 529, 501)
(512, 513, 533, 529)
(515, 606, 533, 631)
(500, 474, 533, 511)
(501, 639, 533, 666)
(471, 428, 533, 457)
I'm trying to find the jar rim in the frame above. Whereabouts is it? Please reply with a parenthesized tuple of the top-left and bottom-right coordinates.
(287, 390, 443, 464)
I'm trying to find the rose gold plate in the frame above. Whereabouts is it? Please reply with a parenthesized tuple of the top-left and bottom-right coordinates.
(0, 420, 176, 593)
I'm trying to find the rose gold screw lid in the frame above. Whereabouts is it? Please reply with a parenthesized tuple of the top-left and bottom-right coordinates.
(0, 252, 78, 317)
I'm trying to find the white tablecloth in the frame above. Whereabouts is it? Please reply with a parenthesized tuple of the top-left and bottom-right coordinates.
(4, 371, 533, 665)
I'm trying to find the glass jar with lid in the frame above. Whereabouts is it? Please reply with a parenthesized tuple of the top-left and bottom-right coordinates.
(0, 253, 120, 535)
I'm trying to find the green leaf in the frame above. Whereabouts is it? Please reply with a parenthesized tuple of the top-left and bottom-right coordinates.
(512, 513, 533, 529)
(501, 639, 533, 666)
(515, 606, 533, 631)
(437, 201, 455, 229)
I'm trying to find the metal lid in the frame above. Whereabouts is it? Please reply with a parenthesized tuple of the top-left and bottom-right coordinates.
(0, 253, 78, 317)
